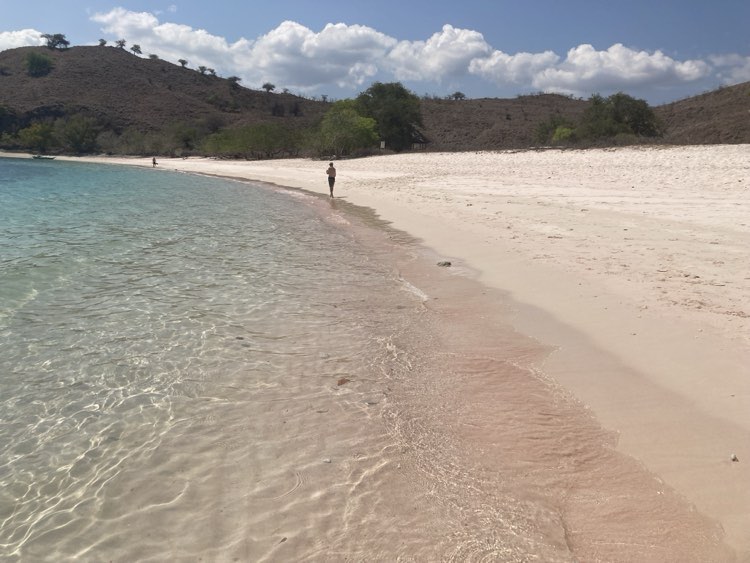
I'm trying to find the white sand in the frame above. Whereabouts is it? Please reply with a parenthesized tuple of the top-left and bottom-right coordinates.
(31, 146, 750, 554)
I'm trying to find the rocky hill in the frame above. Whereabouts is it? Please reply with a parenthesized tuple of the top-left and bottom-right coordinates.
(1, 45, 749, 152)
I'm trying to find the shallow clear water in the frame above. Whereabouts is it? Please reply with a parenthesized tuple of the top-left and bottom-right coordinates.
(0, 157, 734, 561)
(0, 158, 422, 559)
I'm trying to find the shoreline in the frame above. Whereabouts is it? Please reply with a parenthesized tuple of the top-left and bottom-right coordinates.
(6, 147, 750, 556)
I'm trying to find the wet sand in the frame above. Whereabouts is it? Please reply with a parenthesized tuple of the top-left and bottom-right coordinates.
(13, 146, 749, 558)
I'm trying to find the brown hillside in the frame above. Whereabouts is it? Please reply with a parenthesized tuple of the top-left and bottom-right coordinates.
(0, 46, 326, 134)
(655, 82, 750, 144)
(419, 95, 588, 151)
(2, 45, 750, 151)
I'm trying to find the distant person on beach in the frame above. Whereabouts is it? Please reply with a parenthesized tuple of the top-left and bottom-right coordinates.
(152, 157, 157, 167)
(326, 162, 336, 197)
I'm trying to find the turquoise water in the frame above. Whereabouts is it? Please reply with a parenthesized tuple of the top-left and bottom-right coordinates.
(0, 157, 424, 559)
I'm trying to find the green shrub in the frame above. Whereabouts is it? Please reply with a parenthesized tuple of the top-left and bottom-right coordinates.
(17, 122, 56, 152)
(612, 132, 641, 146)
(536, 92, 661, 146)
(579, 93, 661, 140)
(356, 82, 423, 152)
(319, 100, 378, 156)
(26, 52, 53, 77)
(551, 126, 577, 144)
(534, 114, 575, 145)
(202, 123, 300, 159)
(56, 115, 100, 153)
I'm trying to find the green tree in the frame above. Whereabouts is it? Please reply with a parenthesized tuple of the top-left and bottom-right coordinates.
(319, 100, 378, 156)
(579, 92, 661, 140)
(449, 91, 466, 100)
(533, 114, 575, 145)
(0, 132, 17, 150)
(169, 122, 199, 151)
(98, 38, 107, 46)
(535, 93, 661, 145)
(578, 94, 624, 139)
(201, 129, 242, 156)
(606, 92, 661, 137)
(114, 128, 146, 154)
(227, 76, 241, 88)
(245, 123, 290, 158)
(18, 122, 56, 153)
(551, 126, 577, 144)
(130, 44, 142, 55)
(0, 104, 15, 133)
(262, 82, 276, 93)
(41, 33, 69, 50)
(178, 59, 188, 68)
(115, 39, 126, 49)
(356, 82, 423, 152)
(25, 51, 54, 77)
(57, 115, 99, 153)
(198, 66, 207, 75)
(202, 124, 297, 159)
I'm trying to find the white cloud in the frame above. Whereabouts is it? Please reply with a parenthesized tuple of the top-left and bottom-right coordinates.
(469, 49, 560, 85)
(530, 44, 710, 96)
(0, 29, 45, 51)
(248, 21, 395, 88)
(387, 24, 492, 81)
(710, 54, 750, 85)
(89, 9, 394, 91)
(91, 7, 235, 69)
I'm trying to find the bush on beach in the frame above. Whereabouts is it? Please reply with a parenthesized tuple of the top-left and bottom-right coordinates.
(535, 92, 661, 146)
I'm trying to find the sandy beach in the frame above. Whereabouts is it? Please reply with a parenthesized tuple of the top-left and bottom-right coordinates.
(20, 146, 750, 556)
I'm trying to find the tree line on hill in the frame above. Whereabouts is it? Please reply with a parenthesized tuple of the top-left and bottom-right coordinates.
(0, 33, 663, 157)
(201, 82, 424, 158)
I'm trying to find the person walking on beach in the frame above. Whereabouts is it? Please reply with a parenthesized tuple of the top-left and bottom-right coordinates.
(152, 157, 157, 167)
(326, 162, 336, 197)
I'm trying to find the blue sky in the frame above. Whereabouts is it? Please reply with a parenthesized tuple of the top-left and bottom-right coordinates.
(1, 0, 749, 104)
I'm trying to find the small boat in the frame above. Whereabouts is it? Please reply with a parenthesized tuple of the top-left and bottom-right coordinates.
(32, 155, 55, 160)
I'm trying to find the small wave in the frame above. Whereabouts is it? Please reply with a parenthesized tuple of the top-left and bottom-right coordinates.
(326, 213, 351, 226)
(398, 277, 429, 301)
(0, 287, 38, 323)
